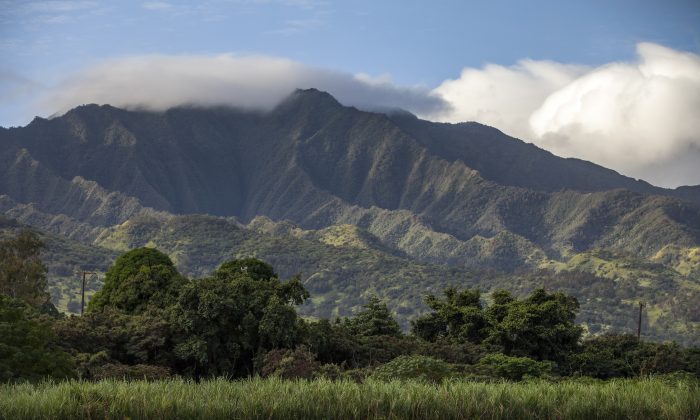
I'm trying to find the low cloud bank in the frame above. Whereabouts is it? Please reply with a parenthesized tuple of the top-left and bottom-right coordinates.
(430, 43, 700, 188)
(38, 43, 700, 187)
(40, 54, 448, 116)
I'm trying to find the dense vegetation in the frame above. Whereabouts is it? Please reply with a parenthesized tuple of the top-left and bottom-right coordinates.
(2, 230, 699, 384)
(2, 213, 695, 345)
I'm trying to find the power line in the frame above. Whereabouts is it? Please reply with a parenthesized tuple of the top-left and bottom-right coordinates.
(81, 271, 95, 315)
(637, 301, 645, 341)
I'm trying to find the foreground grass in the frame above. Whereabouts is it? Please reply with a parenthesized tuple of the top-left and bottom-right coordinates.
(0, 377, 698, 420)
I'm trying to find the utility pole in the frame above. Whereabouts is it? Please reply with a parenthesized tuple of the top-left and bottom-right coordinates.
(81, 271, 95, 315)
(637, 301, 644, 341)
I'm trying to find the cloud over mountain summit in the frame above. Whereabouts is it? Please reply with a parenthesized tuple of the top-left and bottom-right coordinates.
(34, 43, 700, 187)
(40, 54, 448, 117)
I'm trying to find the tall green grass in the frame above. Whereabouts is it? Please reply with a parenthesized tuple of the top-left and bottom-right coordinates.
(0, 377, 697, 419)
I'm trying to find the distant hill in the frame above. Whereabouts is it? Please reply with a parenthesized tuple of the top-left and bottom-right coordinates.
(1, 88, 699, 344)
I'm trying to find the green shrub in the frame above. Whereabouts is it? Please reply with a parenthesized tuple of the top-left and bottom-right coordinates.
(313, 363, 343, 380)
(72, 351, 171, 381)
(91, 363, 171, 381)
(477, 353, 554, 380)
(261, 346, 319, 379)
(87, 248, 184, 314)
(372, 355, 453, 383)
(0, 296, 75, 382)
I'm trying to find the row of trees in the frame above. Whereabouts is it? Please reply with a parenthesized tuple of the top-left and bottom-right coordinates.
(1, 230, 699, 382)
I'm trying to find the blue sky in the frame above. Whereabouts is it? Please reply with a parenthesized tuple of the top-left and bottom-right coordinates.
(1, 0, 699, 186)
(2, 1, 698, 89)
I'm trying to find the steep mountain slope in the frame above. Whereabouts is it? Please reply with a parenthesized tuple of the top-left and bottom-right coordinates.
(1, 89, 699, 271)
(387, 112, 677, 195)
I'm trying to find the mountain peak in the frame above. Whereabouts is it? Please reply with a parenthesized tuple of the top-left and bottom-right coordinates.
(276, 88, 342, 111)
(293, 87, 338, 100)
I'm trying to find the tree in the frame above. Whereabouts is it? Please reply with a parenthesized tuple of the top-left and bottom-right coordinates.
(372, 355, 454, 383)
(0, 230, 49, 308)
(172, 258, 309, 378)
(344, 295, 402, 337)
(484, 289, 582, 362)
(88, 248, 184, 313)
(412, 287, 582, 363)
(411, 287, 489, 343)
(0, 296, 74, 382)
(305, 319, 360, 365)
(566, 334, 696, 378)
(214, 258, 276, 281)
(53, 307, 177, 379)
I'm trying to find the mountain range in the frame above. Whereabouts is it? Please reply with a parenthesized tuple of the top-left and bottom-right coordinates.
(1, 88, 699, 344)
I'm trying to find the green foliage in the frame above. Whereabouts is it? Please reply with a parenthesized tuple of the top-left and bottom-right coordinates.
(566, 334, 700, 379)
(476, 353, 554, 380)
(171, 258, 309, 378)
(0, 296, 74, 382)
(372, 355, 454, 383)
(261, 346, 320, 379)
(305, 319, 358, 365)
(304, 297, 419, 369)
(412, 287, 489, 343)
(0, 230, 49, 308)
(484, 288, 582, 362)
(53, 307, 177, 375)
(24, 211, 699, 345)
(69, 350, 171, 380)
(343, 295, 402, 337)
(2, 243, 696, 386)
(90, 363, 171, 381)
(88, 248, 184, 314)
(214, 258, 276, 281)
(413, 287, 582, 363)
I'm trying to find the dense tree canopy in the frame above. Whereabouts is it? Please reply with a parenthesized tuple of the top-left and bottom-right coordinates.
(344, 295, 402, 337)
(88, 248, 185, 313)
(412, 288, 582, 362)
(484, 289, 582, 361)
(412, 288, 488, 343)
(0, 238, 698, 383)
(0, 296, 74, 382)
(566, 333, 700, 378)
(214, 258, 277, 281)
(171, 261, 309, 378)
(0, 230, 49, 308)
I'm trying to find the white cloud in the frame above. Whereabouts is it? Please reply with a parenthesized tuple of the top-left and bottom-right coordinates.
(39, 54, 448, 117)
(430, 60, 587, 138)
(430, 43, 700, 187)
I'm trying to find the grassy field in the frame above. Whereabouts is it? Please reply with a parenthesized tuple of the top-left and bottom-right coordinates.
(0, 377, 698, 419)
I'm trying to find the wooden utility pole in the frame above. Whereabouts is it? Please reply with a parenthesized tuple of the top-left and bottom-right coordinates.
(637, 301, 644, 341)
(81, 271, 95, 315)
